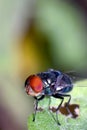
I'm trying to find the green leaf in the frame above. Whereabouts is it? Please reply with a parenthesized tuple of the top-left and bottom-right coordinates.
(28, 110, 60, 130)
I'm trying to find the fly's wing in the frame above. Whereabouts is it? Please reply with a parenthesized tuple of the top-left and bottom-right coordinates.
(65, 71, 87, 83)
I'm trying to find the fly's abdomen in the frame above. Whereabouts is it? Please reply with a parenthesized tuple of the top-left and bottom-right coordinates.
(61, 84, 73, 93)
(58, 73, 73, 93)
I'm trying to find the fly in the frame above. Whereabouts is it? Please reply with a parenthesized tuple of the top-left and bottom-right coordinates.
(24, 69, 84, 125)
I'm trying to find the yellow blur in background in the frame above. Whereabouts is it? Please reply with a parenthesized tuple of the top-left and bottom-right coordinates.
(0, 0, 87, 130)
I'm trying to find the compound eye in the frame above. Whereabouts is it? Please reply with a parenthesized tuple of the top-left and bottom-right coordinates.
(29, 75, 43, 93)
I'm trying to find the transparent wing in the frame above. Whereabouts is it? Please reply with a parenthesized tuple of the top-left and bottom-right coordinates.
(65, 71, 87, 83)
(62, 70, 87, 88)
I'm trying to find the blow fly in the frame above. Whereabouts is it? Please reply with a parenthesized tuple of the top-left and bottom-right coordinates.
(25, 69, 83, 125)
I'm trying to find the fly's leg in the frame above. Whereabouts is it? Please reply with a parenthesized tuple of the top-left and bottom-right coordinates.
(33, 95, 45, 122)
(61, 94, 71, 113)
(56, 97, 64, 125)
(33, 99, 38, 121)
(48, 97, 51, 109)
(52, 94, 64, 125)
(58, 94, 72, 115)
(65, 94, 71, 105)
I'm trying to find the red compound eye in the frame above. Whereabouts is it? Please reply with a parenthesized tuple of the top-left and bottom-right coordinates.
(29, 75, 43, 93)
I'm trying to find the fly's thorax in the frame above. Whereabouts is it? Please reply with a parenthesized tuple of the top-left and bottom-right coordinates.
(42, 80, 53, 95)
(44, 86, 53, 95)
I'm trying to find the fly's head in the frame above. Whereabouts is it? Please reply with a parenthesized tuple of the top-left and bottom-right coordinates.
(25, 75, 43, 97)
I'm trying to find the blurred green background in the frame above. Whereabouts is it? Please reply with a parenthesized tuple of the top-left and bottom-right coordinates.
(0, 0, 87, 130)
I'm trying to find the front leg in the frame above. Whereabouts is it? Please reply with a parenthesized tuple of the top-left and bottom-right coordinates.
(33, 95, 45, 121)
